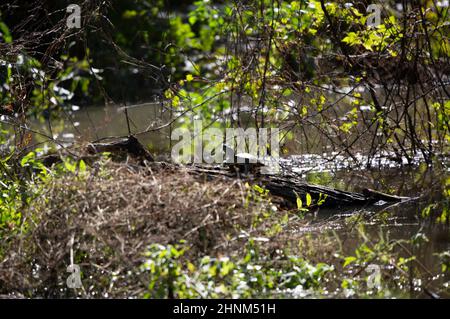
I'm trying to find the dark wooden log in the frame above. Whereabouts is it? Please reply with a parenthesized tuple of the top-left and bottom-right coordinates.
(361, 188, 411, 202)
(261, 176, 368, 207)
(37, 136, 154, 167)
(87, 136, 154, 161)
(186, 165, 411, 207)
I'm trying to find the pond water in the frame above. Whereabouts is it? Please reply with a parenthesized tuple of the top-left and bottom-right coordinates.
(29, 102, 450, 297)
(31, 102, 173, 154)
(299, 163, 449, 297)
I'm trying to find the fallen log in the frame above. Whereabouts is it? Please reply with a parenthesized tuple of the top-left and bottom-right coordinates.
(262, 177, 414, 207)
(87, 136, 154, 162)
(186, 165, 411, 207)
(261, 176, 368, 207)
(37, 136, 154, 166)
(361, 188, 411, 202)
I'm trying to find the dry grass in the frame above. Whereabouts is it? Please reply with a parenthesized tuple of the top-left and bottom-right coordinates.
(0, 160, 298, 298)
(2, 159, 440, 298)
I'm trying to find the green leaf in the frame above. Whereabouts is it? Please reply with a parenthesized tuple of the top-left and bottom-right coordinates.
(188, 15, 197, 25)
(64, 159, 76, 173)
(0, 22, 12, 43)
(122, 10, 138, 19)
(79, 159, 86, 172)
(20, 151, 36, 167)
(186, 74, 194, 82)
(343, 256, 357, 267)
(306, 193, 312, 207)
(342, 32, 360, 46)
(253, 184, 265, 194)
(291, 1, 300, 11)
(296, 197, 302, 210)
(317, 193, 328, 206)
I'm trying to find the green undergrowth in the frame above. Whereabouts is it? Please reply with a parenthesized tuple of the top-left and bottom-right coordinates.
(0, 151, 448, 298)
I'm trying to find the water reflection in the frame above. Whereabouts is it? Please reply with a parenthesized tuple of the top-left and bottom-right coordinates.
(31, 102, 173, 154)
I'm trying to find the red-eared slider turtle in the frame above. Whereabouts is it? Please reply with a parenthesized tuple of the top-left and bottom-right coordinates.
(223, 144, 265, 175)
